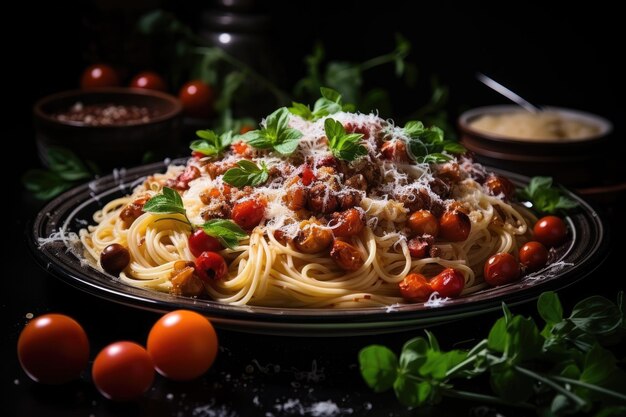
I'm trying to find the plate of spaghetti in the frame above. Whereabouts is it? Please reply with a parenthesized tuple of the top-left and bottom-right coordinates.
(29, 98, 607, 335)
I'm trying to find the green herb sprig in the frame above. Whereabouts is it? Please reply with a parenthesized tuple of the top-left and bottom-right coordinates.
(289, 87, 355, 121)
(518, 176, 579, 214)
(222, 160, 269, 188)
(190, 129, 234, 156)
(359, 291, 626, 416)
(142, 186, 247, 249)
(324, 118, 367, 161)
(402, 121, 465, 163)
(22, 147, 96, 200)
(239, 108, 303, 155)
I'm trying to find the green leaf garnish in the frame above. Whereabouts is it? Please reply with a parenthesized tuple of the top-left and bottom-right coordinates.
(239, 108, 303, 155)
(359, 291, 626, 414)
(201, 219, 247, 249)
(222, 160, 269, 188)
(324, 118, 367, 161)
(143, 187, 189, 223)
(190, 129, 234, 156)
(288, 87, 355, 121)
(518, 176, 579, 214)
(401, 120, 465, 163)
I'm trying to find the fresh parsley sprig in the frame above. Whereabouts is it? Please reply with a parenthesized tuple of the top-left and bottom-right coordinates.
(289, 87, 355, 121)
(518, 176, 579, 214)
(402, 120, 465, 163)
(222, 160, 269, 188)
(359, 291, 626, 415)
(324, 118, 367, 161)
(239, 108, 303, 155)
(201, 219, 248, 249)
(190, 129, 234, 156)
(143, 187, 247, 249)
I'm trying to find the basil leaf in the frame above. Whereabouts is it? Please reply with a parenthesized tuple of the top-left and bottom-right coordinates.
(325, 118, 367, 161)
(288, 102, 314, 120)
(581, 344, 616, 386)
(403, 121, 465, 163)
(47, 147, 92, 181)
(399, 337, 429, 374)
(22, 169, 73, 200)
(490, 366, 534, 403)
(570, 296, 622, 336)
(519, 176, 579, 214)
(143, 187, 186, 216)
(222, 160, 269, 187)
(393, 376, 431, 407)
(358, 345, 398, 393)
(289, 87, 355, 121)
(538, 291, 564, 324)
(242, 108, 303, 155)
(191, 129, 234, 156)
(201, 219, 247, 249)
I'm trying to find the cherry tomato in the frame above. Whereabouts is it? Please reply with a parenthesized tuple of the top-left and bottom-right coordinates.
(399, 273, 433, 302)
(533, 216, 567, 247)
(439, 210, 471, 242)
(147, 310, 219, 381)
(130, 71, 166, 92)
(231, 199, 266, 229)
(519, 241, 549, 272)
(430, 268, 465, 298)
(178, 80, 214, 118)
(17, 314, 89, 384)
(192, 151, 206, 159)
(484, 174, 515, 199)
(484, 252, 521, 286)
(188, 229, 222, 258)
(80, 64, 120, 89)
(330, 208, 365, 238)
(300, 164, 316, 186)
(92, 341, 154, 401)
(329, 239, 364, 271)
(195, 251, 228, 282)
(408, 210, 439, 237)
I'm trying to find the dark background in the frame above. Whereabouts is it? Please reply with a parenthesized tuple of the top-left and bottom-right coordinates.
(3, 2, 624, 416)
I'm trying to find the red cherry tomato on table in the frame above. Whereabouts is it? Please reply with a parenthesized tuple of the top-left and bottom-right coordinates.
(130, 71, 167, 92)
(194, 251, 228, 282)
(484, 252, 521, 287)
(17, 314, 89, 384)
(178, 80, 214, 118)
(430, 268, 465, 298)
(188, 229, 222, 258)
(231, 199, 266, 230)
(147, 310, 219, 381)
(519, 241, 548, 272)
(92, 341, 154, 401)
(81, 64, 120, 89)
(399, 273, 433, 302)
(533, 216, 567, 247)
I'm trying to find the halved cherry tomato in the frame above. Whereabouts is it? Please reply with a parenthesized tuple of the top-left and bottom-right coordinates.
(533, 216, 567, 247)
(92, 341, 154, 401)
(178, 80, 214, 118)
(80, 64, 120, 89)
(231, 199, 266, 229)
(519, 241, 548, 272)
(399, 273, 433, 302)
(188, 229, 222, 258)
(194, 251, 228, 282)
(330, 208, 365, 238)
(439, 210, 471, 242)
(408, 210, 439, 236)
(484, 174, 515, 199)
(430, 268, 465, 298)
(147, 310, 219, 381)
(407, 237, 429, 258)
(17, 314, 89, 384)
(130, 71, 166, 92)
(484, 253, 520, 286)
(329, 239, 364, 271)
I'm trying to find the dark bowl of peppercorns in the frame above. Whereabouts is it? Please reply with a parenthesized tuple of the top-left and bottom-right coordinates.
(34, 88, 183, 170)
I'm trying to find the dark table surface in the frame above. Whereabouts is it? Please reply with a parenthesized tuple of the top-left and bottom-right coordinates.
(3, 178, 625, 417)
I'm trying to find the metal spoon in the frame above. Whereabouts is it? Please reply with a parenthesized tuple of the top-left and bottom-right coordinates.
(476, 73, 542, 113)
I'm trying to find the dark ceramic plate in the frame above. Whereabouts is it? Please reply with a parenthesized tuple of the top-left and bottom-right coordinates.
(27, 159, 608, 336)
